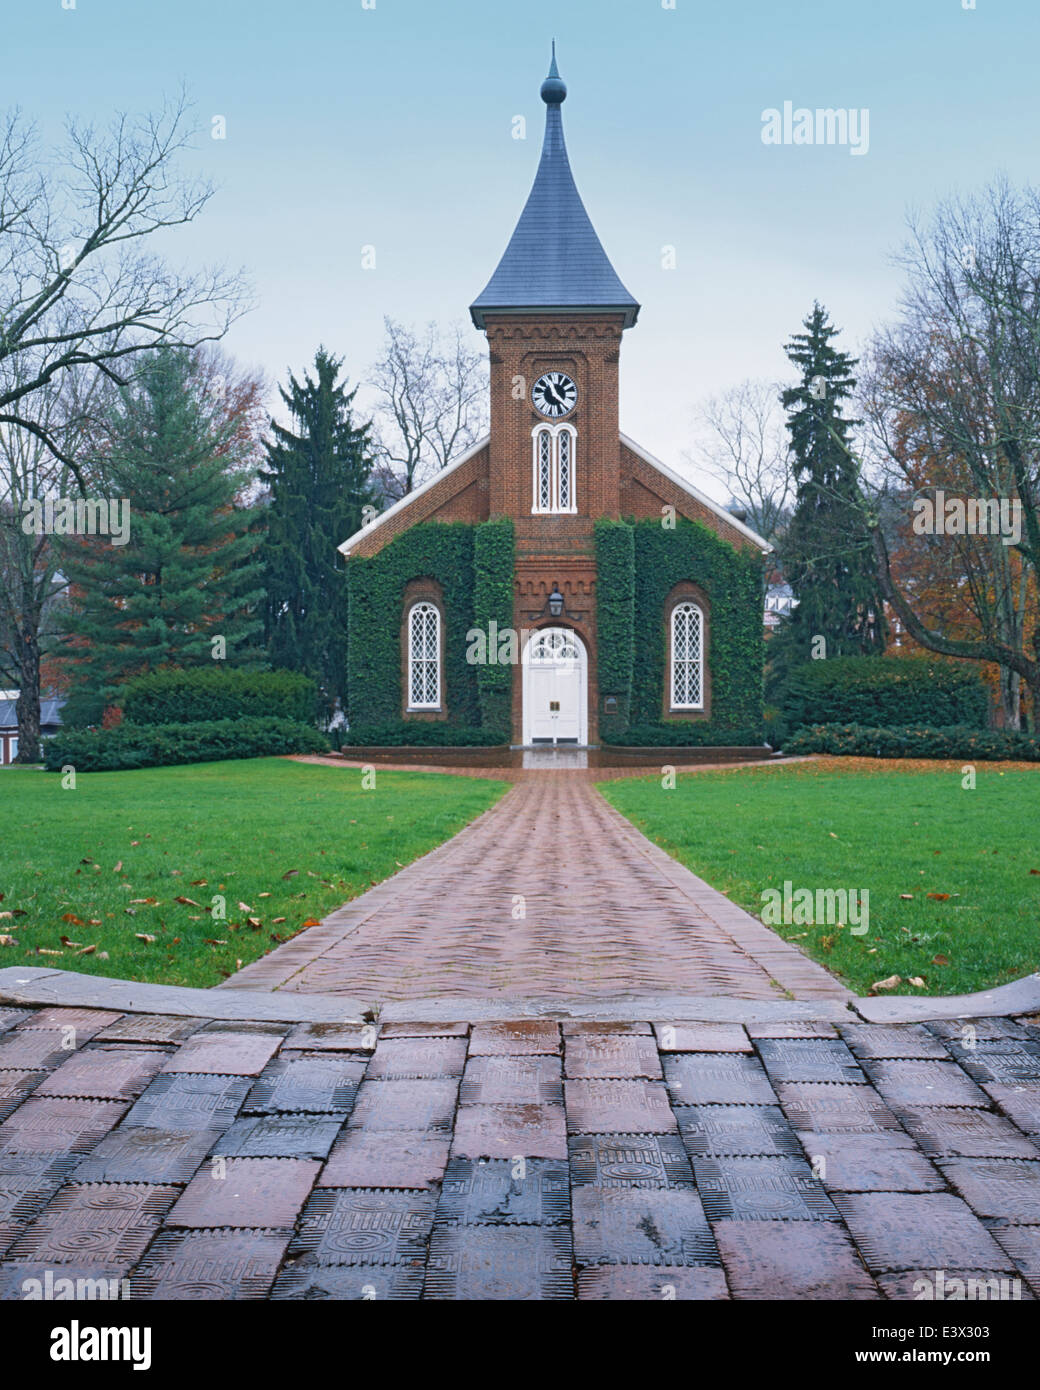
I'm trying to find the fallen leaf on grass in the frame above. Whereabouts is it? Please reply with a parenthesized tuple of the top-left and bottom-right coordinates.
(302, 918, 321, 927)
(272, 917, 286, 924)
(932, 954, 950, 966)
(77, 944, 96, 956)
(204, 939, 228, 946)
(59, 936, 83, 948)
(246, 916, 262, 929)
(871, 975, 902, 992)
(926, 893, 951, 901)
(61, 914, 84, 926)
(130, 898, 159, 906)
(173, 897, 200, 907)
(900, 894, 914, 900)
(113, 861, 123, 873)
(908, 976, 927, 988)
(0, 935, 18, 947)
(281, 870, 299, 880)
(135, 934, 157, 944)
(36, 948, 63, 956)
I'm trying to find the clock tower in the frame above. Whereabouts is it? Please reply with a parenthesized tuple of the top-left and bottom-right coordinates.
(470, 46, 641, 742)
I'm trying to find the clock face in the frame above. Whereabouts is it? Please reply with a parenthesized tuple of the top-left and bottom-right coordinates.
(532, 371, 578, 418)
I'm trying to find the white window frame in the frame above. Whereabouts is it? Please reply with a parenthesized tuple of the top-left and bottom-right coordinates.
(670, 601, 704, 710)
(531, 423, 577, 515)
(407, 601, 441, 710)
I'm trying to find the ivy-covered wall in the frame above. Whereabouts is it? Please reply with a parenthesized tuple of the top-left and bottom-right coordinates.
(473, 517, 516, 737)
(598, 516, 766, 738)
(345, 519, 514, 736)
(594, 520, 635, 736)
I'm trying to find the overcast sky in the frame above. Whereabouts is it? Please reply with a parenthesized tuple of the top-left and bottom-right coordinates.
(7, 0, 1040, 502)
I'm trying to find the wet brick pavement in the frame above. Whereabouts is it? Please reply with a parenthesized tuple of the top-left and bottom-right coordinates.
(2, 1004, 1039, 1300)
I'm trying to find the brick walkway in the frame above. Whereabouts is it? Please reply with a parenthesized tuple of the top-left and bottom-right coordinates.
(225, 776, 849, 1005)
(2, 1003, 1039, 1300)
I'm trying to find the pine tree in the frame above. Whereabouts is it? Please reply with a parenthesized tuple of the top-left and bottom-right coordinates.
(772, 303, 886, 687)
(260, 347, 374, 714)
(62, 348, 264, 725)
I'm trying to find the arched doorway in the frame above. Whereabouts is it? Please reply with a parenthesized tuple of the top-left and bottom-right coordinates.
(522, 627, 588, 745)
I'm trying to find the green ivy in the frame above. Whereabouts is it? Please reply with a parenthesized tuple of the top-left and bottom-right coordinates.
(473, 517, 516, 737)
(627, 517, 765, 733)
(594, 520, 635, 734)
(345, 519, 514, 735)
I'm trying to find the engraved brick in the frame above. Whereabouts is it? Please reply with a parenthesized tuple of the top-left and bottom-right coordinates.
(290, 1188, 437, 1266)
(938, 1157, 1040, 1223)
(73, 1126, 221, 1184)
(958, 1048, 1040, 1086)
(0, 1097, 128, 1160)
(243, 1055, 365, 1114)
(18, 1009, 122, 1037)
(776, 1083, 904, 1134)
(878, 1268, 1033, 1301)
(896, 1105, 1040, 1159)
(468, 1021, 561, 1056)
(577, 1266, 729, 1300)
(993, 1226, 1040, 1297)
(0, 1262, 131, 1301)
(861, 1059, 989, 1108)
(565, 1035, 662, 1080)
(983, 1083, 1040, 1135)
(96, 1014, 209, 1044)
(270, 1261, 424, 1300)
(0, 1070, 45, 1123)
(122, 1073, 250, 1132)
(8, 1183, 177, 1264)
(565, 1080, 678, 1134)
(662, 1054, 777, 1107)
(436, 1157, 570, 1225)
(128, 1228, 291, 1299)
(287, 1021, 380, 1050)
(379, 1022, 468, 1038)
(561, 1021, 652, 1036)
(839, 1024, 949, 1060)
(0, 1030, 78, 1071)
(212, 1114, 343, 1161)
(568, 1133, 693, 1187)
(677, 1104, 802, 1158)
(693, 1156, 839, 1221)
(424, 1225, 573, 1299)
(754, 1039, 866, 1086)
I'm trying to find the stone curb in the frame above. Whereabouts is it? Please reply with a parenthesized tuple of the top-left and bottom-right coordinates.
(3, 967, 1039, 1025)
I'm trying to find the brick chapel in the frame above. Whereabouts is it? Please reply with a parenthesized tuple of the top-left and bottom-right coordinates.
(340, 51, 770, 748)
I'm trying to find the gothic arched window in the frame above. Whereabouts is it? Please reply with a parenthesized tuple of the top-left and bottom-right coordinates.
(532, 424, 577, 515)
(670, 601, 704, 709)
(407, 601, 441, 709)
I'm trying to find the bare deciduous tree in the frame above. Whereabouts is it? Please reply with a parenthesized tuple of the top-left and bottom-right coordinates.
(0, 94, 250, 487)
(861, 178, 1040, 727)
(368, 318, 488, 500)
(686, 378, 792, 545)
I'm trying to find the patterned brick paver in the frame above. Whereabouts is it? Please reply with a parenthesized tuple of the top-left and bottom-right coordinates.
(2, 1004, 1039, 1300)
(223, 776, 849, 1003)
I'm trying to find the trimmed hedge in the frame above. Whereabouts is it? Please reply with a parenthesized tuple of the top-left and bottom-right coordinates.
(44, 717, 329, 772)
(782, 657, 989, 730)
(601, 722, 766, 748)
(339, 722, 507, 748)
(783, 723, 1040, 762)
(121, 669, 317, 726)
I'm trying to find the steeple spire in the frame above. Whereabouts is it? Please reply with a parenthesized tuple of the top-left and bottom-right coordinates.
(470, 48, 639, 331)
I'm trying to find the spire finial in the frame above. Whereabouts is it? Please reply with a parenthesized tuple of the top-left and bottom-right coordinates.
(541, 41, 567, 104)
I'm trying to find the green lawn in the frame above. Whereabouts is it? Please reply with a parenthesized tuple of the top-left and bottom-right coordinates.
(601, 759, 1040, 998)
(0, 759, 507, 987)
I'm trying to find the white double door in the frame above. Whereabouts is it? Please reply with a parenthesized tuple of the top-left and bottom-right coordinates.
(523, 627, 587, 745)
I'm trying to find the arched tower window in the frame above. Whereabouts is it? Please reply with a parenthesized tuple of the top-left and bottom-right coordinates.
(407, 601, 441, 709)
(671, 602, 704, 710)
(532, 423, 577, 515)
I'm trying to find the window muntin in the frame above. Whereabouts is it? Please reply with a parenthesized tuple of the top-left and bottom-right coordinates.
(671, 601, 704, 709)
(531, 424, 577, 514)
(408, 601, 441, 709)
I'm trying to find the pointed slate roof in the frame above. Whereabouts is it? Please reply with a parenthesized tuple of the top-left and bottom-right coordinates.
(470, 47, 640, 330)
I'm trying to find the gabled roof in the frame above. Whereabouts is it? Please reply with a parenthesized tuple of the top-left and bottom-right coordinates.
(620, 434, 774, 554)
(337, 435, 491, 557)
(471, 48, 639, 331)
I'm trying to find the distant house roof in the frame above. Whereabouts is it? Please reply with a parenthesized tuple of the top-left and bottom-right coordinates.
(0, 695, 65, 731)
(470, 49, 640, 331)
